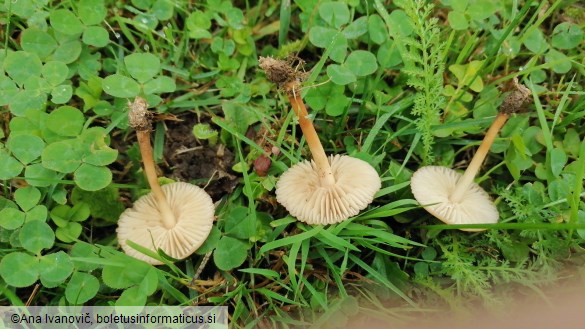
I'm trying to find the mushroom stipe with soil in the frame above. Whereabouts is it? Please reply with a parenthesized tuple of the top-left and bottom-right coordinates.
(410, 79, 532, 231)
(259, 56, 381, 225)
(117, 97, 215, 265)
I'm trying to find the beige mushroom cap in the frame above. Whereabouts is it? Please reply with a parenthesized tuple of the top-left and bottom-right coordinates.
(117, 182, 215, 265)
(276, 154, 381, 225)
(410, 166, 498, 231)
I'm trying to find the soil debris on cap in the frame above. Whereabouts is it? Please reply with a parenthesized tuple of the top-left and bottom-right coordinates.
(500, 78, 532, 114)
(259, 55, 308, 90)
(128, 97, 152, 131)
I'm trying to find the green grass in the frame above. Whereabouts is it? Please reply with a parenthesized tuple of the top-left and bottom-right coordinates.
(1, 0, 585, 327)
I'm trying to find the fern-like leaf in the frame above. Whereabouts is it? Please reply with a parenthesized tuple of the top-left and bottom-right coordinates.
(397, 0, 447, 164)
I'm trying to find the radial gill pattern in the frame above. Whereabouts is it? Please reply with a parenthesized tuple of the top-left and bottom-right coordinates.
(410, 166, 499, 229)
(117, 182, 214, 265)
(276, 154, 381, 225)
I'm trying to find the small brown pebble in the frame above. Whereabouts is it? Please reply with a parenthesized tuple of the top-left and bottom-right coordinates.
(254, 155, 271, 177)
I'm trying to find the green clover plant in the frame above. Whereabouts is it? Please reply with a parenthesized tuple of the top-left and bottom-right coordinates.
(307, 2, 380, 86)
(0, 218, 73, 288)
(0, 186, 47, 230)
(38, 108, 118, 191)
(1, 107, 119, 191)
(102, 52, 176, 106)
(128, 0, 176, 30)
(49, 0, 109, 48)
(211, 206, 272, 271)
(50, 203, 91, 243)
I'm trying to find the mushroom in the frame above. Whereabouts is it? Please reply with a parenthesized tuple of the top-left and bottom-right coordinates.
(410, 79, 531, 231)
(276, 154, 381, 224)
(117, 97, 215, 264)
(259, 56, 381, 224)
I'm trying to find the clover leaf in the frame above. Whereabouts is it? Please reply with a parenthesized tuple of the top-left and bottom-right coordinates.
(47, 106, 85, 137)
(25, 163, 60, 187)
(0, 252, 39, 287)
(545, 49, 572, 74)
(102, 74, 141, 98)
(214, 236, 249, 271)
(125, 53, 160, 84)
(42, 139, 84, 173)
(345, 50, 378, 77)
(116, 286, 147, 306)
(0, 76, 19, 106)
(42, 61, 69, 86)
(342, 16, 368, 39)
(49, 4, 110, 48)
(143, 76, 176, 94)
(52, 39, 84, 64)
(50, 9, 85, 35)
(3, 49, 76, 114)
(4, 51, 43, 86)
(318, 2, 350, 29)
(551, 22, 583, 50)
(0, 250, 74, 288)
(186, 10, 213, 39)
(377, 40, 402, 68)
(20, 220, 55, 254)
(74, 163, 113, 191)
(327, 64, 356, 85)
(50, 203, 90, 243)
(6, 134, 44, 165)
(0, 149, 24, 180)
(8, 0, 46, 19)
(20, 28, 58, 59)
(38, 251, 75, 288)
(40, 125, 117, 191)
(14, 186, 42, 212)
(0, 208, 25, 230)
(78, 0, 107, 26)
(100, 253, 159, 306)
(66, 272, 100, 304)
(368, 15, 388, 45)
(102, 53, 175, 101)
(523, 28, 549, 54)
(449, 60, 485, 92)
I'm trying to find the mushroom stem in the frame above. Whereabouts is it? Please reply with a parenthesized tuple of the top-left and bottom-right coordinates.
(136, 130, 176, 228)
(129, 97, 176, 229)
(286, 86, 335, 186)
(451, 112, 509, 202)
